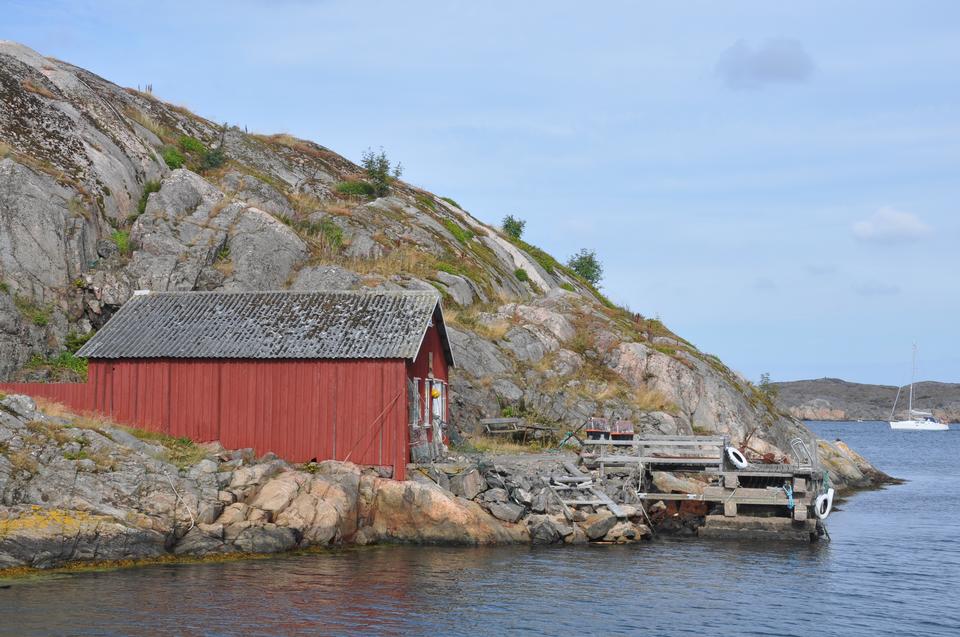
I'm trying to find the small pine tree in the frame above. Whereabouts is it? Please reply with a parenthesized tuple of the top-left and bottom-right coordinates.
(502, 215, 526, 240)
(361, 147, 402, 197)
(758, 373, 779, 400)
(567, 248, 603, 285)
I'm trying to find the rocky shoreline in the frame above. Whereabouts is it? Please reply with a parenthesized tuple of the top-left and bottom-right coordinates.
(1, 393, 898, 575)
(1, 395, 663, 574)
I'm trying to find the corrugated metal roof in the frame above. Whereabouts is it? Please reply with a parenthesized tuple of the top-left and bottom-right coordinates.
(77, 290, 451, 362)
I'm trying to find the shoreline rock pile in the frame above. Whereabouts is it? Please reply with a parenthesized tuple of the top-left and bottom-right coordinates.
(417, 455, 652, 545)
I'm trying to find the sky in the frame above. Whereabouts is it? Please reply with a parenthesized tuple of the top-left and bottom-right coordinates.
(4, 0, 959, 384)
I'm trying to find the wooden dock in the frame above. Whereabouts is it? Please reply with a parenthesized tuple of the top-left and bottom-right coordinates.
(578, 433, 826, 540)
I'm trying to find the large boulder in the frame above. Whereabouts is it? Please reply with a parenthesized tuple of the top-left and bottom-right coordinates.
(526, 514, 564, 544)
(446, 327, 509, 376)
(434, 271, 476, 306)
(582, 511, 618, 540)
(232, 524, 298, 553)
(218, 207, 308, 290)
(356, 476, 525, 545)
(274, 475, 358, 545)
(485, 501, 525, 523)
(248, 471, 308, 516)
(449, 467, 487, 500)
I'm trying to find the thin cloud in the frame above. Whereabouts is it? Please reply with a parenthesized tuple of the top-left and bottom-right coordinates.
(753, 277, 777, 292)
(716, 38, 815, 90)
(854, 281, 901, 296)
(852, 207, 932, 243)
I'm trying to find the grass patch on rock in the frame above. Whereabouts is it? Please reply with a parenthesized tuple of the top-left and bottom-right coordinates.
(26, 352, 87, 381)
(442, 218, 474, 244)
(13, 295, 51, 327)
(335, 180, 375, 197)
(440, 196, 462, 209)
(111, 230, 132, 256)
(461, 436, 545, 454)
(125, 429, 209, 469)
(415, 194, 436, 211)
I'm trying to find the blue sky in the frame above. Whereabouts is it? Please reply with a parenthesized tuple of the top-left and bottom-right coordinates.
(4, 1, 959, 384)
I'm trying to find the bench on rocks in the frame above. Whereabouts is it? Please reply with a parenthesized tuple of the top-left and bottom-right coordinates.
(480, 418, 558, 444)
(481, 417, 523, 436)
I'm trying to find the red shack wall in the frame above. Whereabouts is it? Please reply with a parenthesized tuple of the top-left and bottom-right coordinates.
(1, 358, 410, 480)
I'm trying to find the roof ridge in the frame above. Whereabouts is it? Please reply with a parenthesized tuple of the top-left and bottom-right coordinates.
(135, 289, 440, 297)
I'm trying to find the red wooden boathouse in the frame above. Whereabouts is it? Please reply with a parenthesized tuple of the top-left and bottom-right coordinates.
(0, 290, 455, 479)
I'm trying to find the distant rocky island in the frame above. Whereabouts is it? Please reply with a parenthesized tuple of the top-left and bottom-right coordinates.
(774, 378, 960, 423)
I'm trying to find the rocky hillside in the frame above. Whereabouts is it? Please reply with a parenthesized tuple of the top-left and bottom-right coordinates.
(775, 378, 960, 423)
(0, 40, 882, 481)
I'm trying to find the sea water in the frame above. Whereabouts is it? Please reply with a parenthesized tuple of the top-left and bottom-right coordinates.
(2, 422, 958, 636)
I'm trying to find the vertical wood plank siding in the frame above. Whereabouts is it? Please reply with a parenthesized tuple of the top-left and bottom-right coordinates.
(0, 358, 411, 479)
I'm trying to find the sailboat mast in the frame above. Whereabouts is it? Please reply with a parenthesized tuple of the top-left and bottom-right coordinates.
(909, 343, 916, 413)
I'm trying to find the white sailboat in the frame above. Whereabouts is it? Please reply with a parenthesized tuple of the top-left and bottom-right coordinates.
(889, 344, 948, 431)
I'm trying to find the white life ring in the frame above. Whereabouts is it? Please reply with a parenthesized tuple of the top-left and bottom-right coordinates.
(726, 446, 749, 469)
(815, 488, 835, 520)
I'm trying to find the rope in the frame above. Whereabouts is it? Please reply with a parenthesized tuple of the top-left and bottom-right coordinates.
(724, 486, 739, 504)
(165, 473, 196, 532)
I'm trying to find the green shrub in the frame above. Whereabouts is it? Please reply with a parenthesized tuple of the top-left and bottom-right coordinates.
(161, 146, 185, 169)
(0, 281, 8, 294)
(65, 331, 94, 353)
(336, 180, 375, 197)
(440, 196, 462, 209)
(136, 181, 161, 217)
(112, 230, 131, 256)
(514, 268, 529, 282)
(201, 147, 226, 171)
(178, 135, 206, 154)
(560, 282, 575, 292)
(27, 352, 88, 378)
(502, 214, 526, 240)
(567, 248, 603, 285)
(443, 219, 474, 244)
